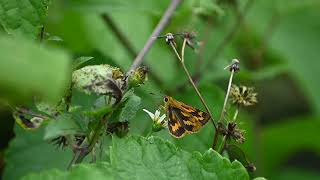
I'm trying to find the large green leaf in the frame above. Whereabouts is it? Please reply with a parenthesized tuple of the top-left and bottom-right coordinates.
(3, 125, 72, 180)
(22, 135, 249, 180)
(261, 116, 320, 175)
(0, 35, 71, 103)
(246, 0, 320, 114)
(0, 0, 49, 39)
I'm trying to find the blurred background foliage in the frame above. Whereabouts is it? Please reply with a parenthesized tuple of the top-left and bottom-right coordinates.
(0, 0, 320, 179)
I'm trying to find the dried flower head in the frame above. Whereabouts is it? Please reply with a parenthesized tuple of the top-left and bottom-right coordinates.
(230, 85, 258, 106)
(127, 66, 148, 88)
(106, 121, 129, 138)
(218, 122, 245, 144)
(229, 123, 245, 143)
(165, 33, 175, 44)
(224, 59, 240, 72)
(181, 31, 198, 50)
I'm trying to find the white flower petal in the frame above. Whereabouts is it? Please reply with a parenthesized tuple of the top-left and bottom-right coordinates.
(159, 114, 166, 122)
(143, 109, 155, 119)
(154, 110, 160, 118)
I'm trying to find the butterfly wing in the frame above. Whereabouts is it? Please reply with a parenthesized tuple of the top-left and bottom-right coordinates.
(167, 106, 187, 138)
(172, 103, 210, 133)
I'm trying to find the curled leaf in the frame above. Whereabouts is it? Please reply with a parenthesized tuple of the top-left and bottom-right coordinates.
(12, 107, 49, 130)
(72, 65, 124, 103)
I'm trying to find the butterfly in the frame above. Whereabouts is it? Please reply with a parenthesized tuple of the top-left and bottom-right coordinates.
(163, 96, 211, 138)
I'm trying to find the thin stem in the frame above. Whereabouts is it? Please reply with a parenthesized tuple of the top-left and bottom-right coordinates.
(219, 69, 235, 122)
(174, 0, 254, 91)
(130, 0, 182, 71)
(232, 108, 239, 121)
(219, 135, 227, 154)
(212, 68, 235, 149)
(170, 40, 217, 130)
(169, 42, 182, 61)
(181, 38, 186, 63)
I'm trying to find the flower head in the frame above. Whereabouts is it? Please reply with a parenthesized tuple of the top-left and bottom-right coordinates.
(143, 109, 167, 132)
(127, 66, 148, 88)
(229, 85, 258, 106)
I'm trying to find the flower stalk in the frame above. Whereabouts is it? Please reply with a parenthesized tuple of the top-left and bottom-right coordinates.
(169, 39, 217, 130)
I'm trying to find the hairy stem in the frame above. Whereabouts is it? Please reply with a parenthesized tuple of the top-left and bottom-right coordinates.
(67, 110, 114, 169)
(130, 0, 182, 70)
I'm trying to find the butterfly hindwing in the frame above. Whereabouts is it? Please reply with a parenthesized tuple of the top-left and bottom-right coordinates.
(167, 106, 187, 138)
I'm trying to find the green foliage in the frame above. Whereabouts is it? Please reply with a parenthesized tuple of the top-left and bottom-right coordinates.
(3, 125, 72, 180)
(261, 116, 320, 174)
(110, 93, 141, 122)
(22, 136, 249, 180)
(0, 0, 49, 39)
(1, 0, 320, 179)
(44, 114, 84, 140)
(0, 35, 71, 103)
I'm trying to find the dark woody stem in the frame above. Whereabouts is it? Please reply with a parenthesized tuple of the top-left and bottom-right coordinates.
(130, 0, 182, 71)
(169, 39, 217, 130)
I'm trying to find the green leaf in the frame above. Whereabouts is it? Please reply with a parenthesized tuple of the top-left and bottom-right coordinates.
(246, 0, 320, 114)
(118, 94, 141, 122)
(72, 56, 94, 70)
(3, 125, 72, 180)
(22, 136, 249, 180)
(44, 114, 84, 140)
(261, 116, 320, 175)
(271, 168, 320, 180)
(192, 0, 224, 17)
(0, 35, 71, 103)
(0, 0, 49, 39)
(110, 93, 141, 122)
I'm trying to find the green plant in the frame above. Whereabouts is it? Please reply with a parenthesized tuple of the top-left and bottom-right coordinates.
(1, 0, 320, 180)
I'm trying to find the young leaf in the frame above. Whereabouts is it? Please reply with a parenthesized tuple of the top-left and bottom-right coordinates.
(109, 93, 141, 123)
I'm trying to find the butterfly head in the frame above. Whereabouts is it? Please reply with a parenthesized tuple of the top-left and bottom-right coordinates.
(163, 95, 174, 109)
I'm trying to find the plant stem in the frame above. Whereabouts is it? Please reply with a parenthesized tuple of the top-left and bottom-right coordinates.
(233, 108, 239, 121)
(219, 135, 227, 154)
(219, 69, 235, 122)
(67, 111, 113, 169)
(130, 0, 182, 71)
(212, 68, 235, 149)
(169, 40, 216, 130)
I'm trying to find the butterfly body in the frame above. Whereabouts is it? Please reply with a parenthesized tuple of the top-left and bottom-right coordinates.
(163, 96, 210, 138)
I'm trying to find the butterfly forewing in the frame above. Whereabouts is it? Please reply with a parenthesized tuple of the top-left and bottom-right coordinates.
(167, 107, 187, 138)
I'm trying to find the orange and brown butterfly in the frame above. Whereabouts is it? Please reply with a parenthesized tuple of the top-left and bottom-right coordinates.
(163, 95, 211, 138)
